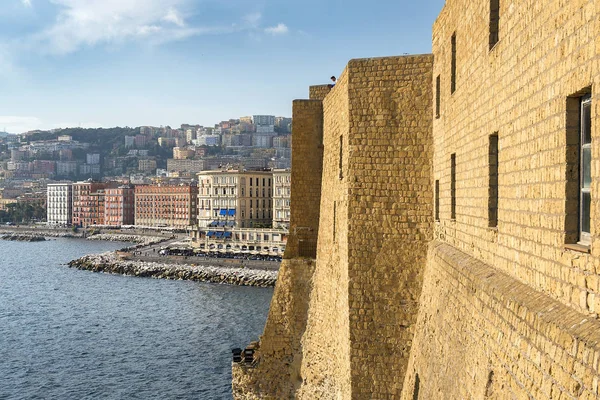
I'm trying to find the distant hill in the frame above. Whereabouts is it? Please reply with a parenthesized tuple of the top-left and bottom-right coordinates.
(0, 131, 13, 137)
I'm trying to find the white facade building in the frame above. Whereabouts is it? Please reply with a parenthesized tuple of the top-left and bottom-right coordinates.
(273, 169, 291, 229)
(47, 183, 73, 225)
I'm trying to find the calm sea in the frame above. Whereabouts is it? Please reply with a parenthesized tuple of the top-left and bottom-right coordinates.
(0, 238, 272, 400)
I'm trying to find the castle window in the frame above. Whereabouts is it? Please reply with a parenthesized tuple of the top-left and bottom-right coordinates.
(339, 135, 344, 180)
(489, 0, 500, 49)
(566, 91, 592, 247)
(489, 133, 499, 227)
(333, 201, 337, 241)
(580, 95, 592, 244)
(413, 374, 420, 400)
(451, 33, 457, 94)
(435, 75, 441, 118)
(435, 180, 440, 221)
(451, 153, 456, 219)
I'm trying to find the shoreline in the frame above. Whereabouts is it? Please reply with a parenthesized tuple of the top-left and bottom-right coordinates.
(0, 226, 279, 287)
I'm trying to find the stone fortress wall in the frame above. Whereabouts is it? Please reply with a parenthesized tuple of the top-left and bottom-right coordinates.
(233, 0, 600, 398)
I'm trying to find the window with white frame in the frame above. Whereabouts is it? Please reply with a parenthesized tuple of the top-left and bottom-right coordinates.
(579, 95, 592, 245)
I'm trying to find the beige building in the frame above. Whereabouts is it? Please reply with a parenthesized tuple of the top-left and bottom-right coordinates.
(196, 170, 273, 229)
(272, 169, 290, 229)
(172, 147, 195, 160)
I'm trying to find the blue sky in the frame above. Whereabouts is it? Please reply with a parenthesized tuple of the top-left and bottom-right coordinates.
(0, 0, 445, 133)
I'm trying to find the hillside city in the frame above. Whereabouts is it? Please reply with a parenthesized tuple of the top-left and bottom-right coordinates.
(0, 115, 292, 255)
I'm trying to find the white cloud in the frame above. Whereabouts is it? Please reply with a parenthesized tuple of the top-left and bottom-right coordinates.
(37, 0, 198, 54)
(163, 7, 185, 27)
(21, 0, 32, 7)
(264, 23, 288, 35)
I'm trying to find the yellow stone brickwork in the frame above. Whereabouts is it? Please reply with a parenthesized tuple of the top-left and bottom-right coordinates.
(432, 0, 599, 315)
(233, 0, 600, 398)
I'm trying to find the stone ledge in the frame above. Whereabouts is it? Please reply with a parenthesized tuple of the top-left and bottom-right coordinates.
(432, 241, 600, 363)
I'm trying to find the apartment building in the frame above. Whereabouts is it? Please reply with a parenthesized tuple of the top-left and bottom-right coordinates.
(196, 169, 273, 229)
(272, 169, 291, 229)
(104, 185, 135, 226)
(46, 182, 72, 225)
(134, 183, 198, 229)
(72, 181, 112, 227)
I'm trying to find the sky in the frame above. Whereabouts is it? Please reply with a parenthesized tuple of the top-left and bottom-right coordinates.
(0, 0, 445, 133)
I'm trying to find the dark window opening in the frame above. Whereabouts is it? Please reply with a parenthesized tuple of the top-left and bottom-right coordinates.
(435, 75, 441, 118)
(489, 134, 499, 227)
(333, 201, 337, 241)
(413, 374, 420, 400)
(339, 135, 344, 180)
(451, 153, 456, 220)
(489, 0, 500, 49)
(451, 33, 457, 94)
(435, 180, 440, 221)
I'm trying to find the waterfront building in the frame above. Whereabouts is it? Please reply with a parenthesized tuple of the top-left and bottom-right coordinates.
(195, 227, 287, 255)
(104, 185, 134, 226)
(134, 183, 198, 229)
(46, 182, 72, 225)
(196, 169, 272, 229)
(272, 169, 291, 229)
(72, 181, 112, 227)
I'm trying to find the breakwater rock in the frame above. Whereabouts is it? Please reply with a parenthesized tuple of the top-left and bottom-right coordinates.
(68, 252, 278, 287)
(86, 233, 166, 246)
(1, 234, 46, 242)
(0, 229, 78, 238)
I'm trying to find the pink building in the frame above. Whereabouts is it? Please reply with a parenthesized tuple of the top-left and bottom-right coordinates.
(104, 185, 135, 226)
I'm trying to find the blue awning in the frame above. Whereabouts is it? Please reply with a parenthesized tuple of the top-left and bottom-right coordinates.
(227, 221, 235, 227)
(215, 232, 223, 238)
(219, 209, 227, 216)
(218, 221, 226, 227)
(224, 232, 232, 238)
(228, 209, 236, 216)
(207, 231, 214, 237)
(210, 221, 218, 227)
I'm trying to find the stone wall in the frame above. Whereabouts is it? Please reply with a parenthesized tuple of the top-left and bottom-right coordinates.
(405, 242, 600, 399)
(405, 0, 600, 398)
(234, 0, 600, 397)
(233, 258, 316, 399)
(295, 68, 352, 400)
(344, 55, 433, 398)
(284, 99, 324, 259)
(432, 0, 600, 315)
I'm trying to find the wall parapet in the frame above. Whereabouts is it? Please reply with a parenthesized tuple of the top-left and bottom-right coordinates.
(284, 99, 324, 259)
(406, 241, 600, 399)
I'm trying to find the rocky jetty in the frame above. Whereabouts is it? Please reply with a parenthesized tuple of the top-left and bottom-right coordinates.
(0, 230, 78, 238)
(1, 234, 46, 242)
(86, 233, 166, 246)
(68, 252, 277, 287)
